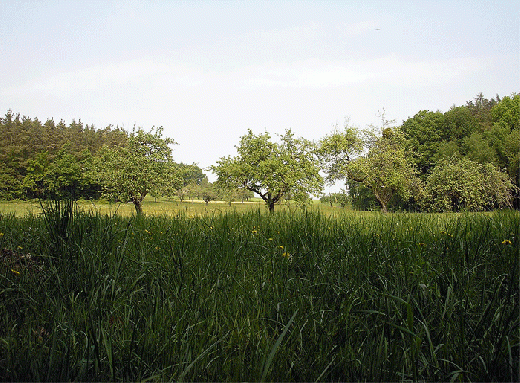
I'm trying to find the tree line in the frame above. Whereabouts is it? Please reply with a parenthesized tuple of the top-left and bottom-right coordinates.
(0, 112, 209, 213)
(0, 92, 518, 212)
(213, 92, 519, 212)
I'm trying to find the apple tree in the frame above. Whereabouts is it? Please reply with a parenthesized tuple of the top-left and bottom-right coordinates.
(95, 127, 178, 214)
(211, 129, 323, 212)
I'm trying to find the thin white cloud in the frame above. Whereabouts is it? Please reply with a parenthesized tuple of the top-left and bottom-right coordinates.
(239, 55, 489, 89)
(3, 59, 206, 98)
(2, 53, 490, 105)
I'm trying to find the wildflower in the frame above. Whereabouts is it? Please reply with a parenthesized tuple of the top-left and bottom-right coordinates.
(278, 245, 284, 249)
(0, 232, 4, 237)
(17, 246, 23, 250)
(155, 246, 160, 250)
(251, 230, 257, 234)
(268, 238, 273, 241)
(418, 242, 426, 247)
(502, 239, 512, 245)
(282, 251, 291, 259)
(11, 269, 20, 275)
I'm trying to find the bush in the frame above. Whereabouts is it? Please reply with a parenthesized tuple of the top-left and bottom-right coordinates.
(423, 157, 516, 211)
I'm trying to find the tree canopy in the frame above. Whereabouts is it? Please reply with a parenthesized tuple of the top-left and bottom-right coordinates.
(423, 157, 515, 211)
(94, 127, 179, 214)
(346, 128, 422, 213)
(211, 129, 323, 212)
(317, 123, 363, 185)
(1, 92, 518, 212)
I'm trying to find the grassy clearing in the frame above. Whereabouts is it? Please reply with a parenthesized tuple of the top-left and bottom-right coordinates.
(0, 203, 518, 381)
(0, 197, 327, 217)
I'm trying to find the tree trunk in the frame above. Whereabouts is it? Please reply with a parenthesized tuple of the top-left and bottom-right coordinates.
(266, 192, 276, 212)
(133, 198, 143, 214)
(373, 189, 389, 213)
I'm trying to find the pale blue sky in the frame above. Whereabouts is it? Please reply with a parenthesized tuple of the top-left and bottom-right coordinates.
(1, 0, 518, 186)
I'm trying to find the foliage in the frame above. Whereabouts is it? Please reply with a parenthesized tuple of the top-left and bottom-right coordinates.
(488, 94, 520, 206)
(423, 157, 516, 211)
(94, 127, 179, 214)
(400, 110, 446, 175)
(345, 179, 379, 211)
(0, 110, 127, 200)
(317, 122, 363, 184)
(398, 93, 519, 210)
(320, 191, 350, 208)
(347, 128, 422, 213)
(22, 146, 97, 200)
(1, 92, 518, 212)
(199, 180, 219, 205)
(211, 129, 323, 212)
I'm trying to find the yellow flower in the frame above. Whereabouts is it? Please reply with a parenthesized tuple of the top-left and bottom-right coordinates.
(17, 246, 23, 250)
(268, 238, 273, 241)
(282, 252, 291, 259)
(0, 232, 4, 237)
(11, 269, 20, 275)
(502, 239, 512, 245)
(278, 245, 284, 249)
(251, 230, 257, 234)
(418, 242, 426, 247)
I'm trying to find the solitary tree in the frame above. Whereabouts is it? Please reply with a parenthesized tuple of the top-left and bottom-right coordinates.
(211, 129, 323, 212)
(95, 127, 177, 214)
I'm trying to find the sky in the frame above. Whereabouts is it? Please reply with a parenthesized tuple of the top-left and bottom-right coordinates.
(1, 0, 518, 189)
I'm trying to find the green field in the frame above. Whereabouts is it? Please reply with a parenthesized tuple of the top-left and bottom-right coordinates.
(0, 200, 518, 381)
(0, 197, 346, 218)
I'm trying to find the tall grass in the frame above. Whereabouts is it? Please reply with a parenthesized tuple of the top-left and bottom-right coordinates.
(0, 207, 518, 381)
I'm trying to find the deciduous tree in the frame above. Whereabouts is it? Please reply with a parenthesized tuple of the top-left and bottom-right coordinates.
(423, 157, 516, 211)
(95, 127, 177, 214)
(347, 128, 422, 213)
(211, 129, 323, 212)
(317, 122, 363, 185)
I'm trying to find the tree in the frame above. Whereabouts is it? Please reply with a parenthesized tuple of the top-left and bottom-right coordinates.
(466, 92, 500, 131)
(423, 157, 516, 211)
(177, 163, 206, 186)
(347, 128, 422, 213)
(43, 147, 95, 200)
(489, 94, 520, 208)
(346, 179, 379, 211)
(400, 110, 446, 176)
(200, 181, 219, 205)
(22, 147, 97, 200)
(94, 127, 177, 214)
(317, 122, 363, 185)
(211, 129, 323, 212)
(320, 191, 350, 208)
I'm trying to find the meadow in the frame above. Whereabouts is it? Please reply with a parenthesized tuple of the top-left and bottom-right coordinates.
(0, 199, 518, 381)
